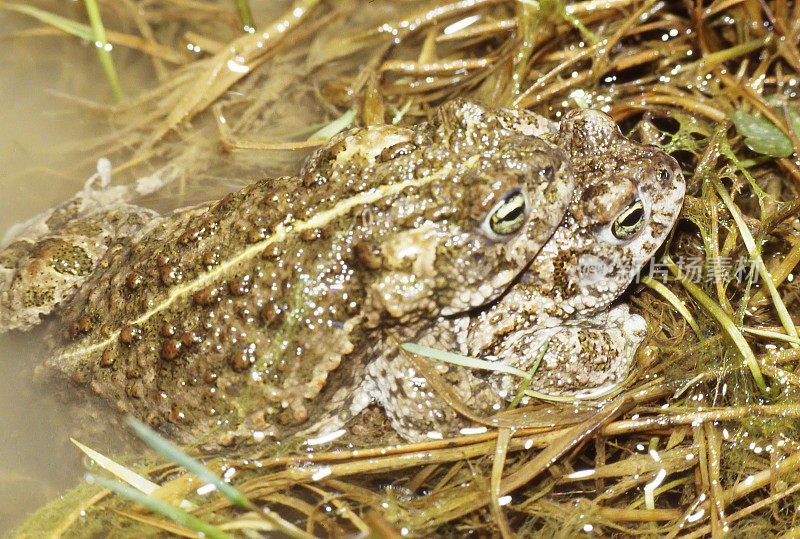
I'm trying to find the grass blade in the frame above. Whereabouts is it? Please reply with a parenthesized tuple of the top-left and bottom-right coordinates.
(0, 2, 93, 40)
(124, 417, 249, 508)
(401, 342, 531, 379)
(84, 0, 123, 101)
(308, 108, 356, 141)
(234, 0, 254, 31)
(72, 438, 158, 494)
(665, 256, 767, 393)
(87, 474, 233, 539)
(125, 417, 315, 538)
(710, 175, 799, 348)
(641, 274, 702, 337)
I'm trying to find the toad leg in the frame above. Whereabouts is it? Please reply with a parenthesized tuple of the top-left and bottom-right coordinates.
(0, 161, 178, 332)
(484, 304, 647, 399)
(363, 305, 647, 441)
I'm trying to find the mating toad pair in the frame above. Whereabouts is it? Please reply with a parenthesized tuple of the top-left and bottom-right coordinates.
(0, 100, 684, 445)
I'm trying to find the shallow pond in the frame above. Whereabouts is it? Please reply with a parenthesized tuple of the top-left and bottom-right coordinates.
(0, 2, 318, 529)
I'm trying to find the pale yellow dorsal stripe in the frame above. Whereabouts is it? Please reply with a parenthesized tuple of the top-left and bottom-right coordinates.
(57, 157, 475, 362)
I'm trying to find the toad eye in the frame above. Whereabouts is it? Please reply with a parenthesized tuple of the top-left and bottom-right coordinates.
(611, 199, 645, 240)
(487, 189, 527, 236)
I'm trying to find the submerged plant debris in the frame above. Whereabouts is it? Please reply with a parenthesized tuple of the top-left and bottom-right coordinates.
(8, 0, 800, 536)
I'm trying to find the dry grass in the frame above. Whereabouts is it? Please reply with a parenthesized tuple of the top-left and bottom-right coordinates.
(9, 0, 800, 536)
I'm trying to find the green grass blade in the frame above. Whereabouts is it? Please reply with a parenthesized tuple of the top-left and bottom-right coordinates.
(401, 342, 531, 379)
(87, 474, 233, 539)
(234, 0, 254, 31)
(0, 2, 93, 40)
(508, 343, 547, 410)
(710, 175, 799, 348)
(641, 274, 703, 337)
(308, 109, 356, 141)
(665, 256, 767, 393)
(743, 326, 800, 346)
(125, 417, 250, 509)
(126, 417, 316, 539)
(84, 0, 123, 101)
(402, 341, 617, 402)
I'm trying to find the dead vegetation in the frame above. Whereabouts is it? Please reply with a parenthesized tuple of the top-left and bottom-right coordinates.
(8, 0, 800, 536)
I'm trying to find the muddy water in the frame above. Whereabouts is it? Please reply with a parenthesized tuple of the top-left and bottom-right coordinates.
(0, 5, 300, 530)
(0, 11, 115, 530)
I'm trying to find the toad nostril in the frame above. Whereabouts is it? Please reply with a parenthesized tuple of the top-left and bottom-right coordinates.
(658, 168, 670, 182)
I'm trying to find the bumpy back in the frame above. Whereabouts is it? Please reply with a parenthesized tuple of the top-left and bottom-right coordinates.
(46, 100, 576, 444)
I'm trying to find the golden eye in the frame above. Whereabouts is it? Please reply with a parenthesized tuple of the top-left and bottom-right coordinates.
(611, 199, 645, 240)
(489, 190, 526, 236)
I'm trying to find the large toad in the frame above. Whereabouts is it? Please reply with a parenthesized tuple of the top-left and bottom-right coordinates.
(0, 100, 684, 445)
